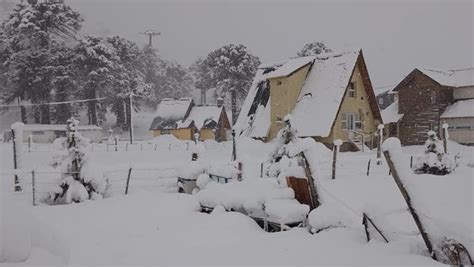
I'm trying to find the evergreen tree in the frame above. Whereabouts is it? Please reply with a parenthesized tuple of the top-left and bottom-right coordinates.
(413, 131, 456, 175)
(297, 42, 332, 57)
(51, 117, 106, 204)
(1, 0, 82, 124)
(193, 44, 260, 123)
(107, 36, 151, 130)
(73, 36, 117, 125)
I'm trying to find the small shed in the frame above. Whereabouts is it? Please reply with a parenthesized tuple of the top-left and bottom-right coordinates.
(22, 124, 103, 143)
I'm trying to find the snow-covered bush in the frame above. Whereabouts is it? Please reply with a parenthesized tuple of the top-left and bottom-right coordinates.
(413, 131, 456, 175)
(50, 118, 106, 204)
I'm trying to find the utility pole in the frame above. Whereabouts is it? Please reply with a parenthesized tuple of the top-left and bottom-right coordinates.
(140, 30, 160, 47)
(129, 92, 134, 144)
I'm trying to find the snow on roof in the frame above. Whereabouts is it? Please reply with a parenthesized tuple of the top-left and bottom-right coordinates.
(155, 98, 193, 121)
(23, 124, 102, 131)
(381, 101, 404, 123)
(419, 68, 474, 88)
(440, 99, 474, 118)
(265, 56, 315, 79)
(234, 68, 271, 137)
(178, 105, 223, 130)
(291, 50, 360, 137)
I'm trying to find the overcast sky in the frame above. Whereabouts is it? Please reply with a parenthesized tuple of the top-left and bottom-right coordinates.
(5, 0, 474, 90)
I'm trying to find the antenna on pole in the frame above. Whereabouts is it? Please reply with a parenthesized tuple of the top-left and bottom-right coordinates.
(139, 30, 160, 47)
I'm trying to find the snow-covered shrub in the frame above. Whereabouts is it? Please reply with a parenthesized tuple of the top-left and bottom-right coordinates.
(50, 118, 106, 204)
(413, 131, 456, 175)
(307, 203, 354, 234)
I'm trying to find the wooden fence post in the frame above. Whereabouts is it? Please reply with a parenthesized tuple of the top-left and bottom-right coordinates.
(332, 139, 341, 180)
(154, 144, 158, 151)
(237, 162, 242, 181)
(114, 136, 118, 152)
(410, 156, 413, 169)
(384, 150, 437, 260)
(125, 168, 132, 195)
(28, 135, 32, 152)
(260, 162, 264, 178)
(302, 153, 320, 209)
(366, 159, 371, 176)
(31, 170, 36, 206)
(377, 124, 384, 165)
(362, 212, 389, 243)
(11, 129, 21, 192)
(442, 123, 449, 154)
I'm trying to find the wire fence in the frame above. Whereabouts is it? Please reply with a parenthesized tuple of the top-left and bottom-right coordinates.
(0, 166, 180, 206)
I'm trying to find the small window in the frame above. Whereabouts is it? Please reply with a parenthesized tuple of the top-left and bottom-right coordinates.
(161, 129, 171, 134)
(431, 91, 436, 104)
(378, 98, 384, 105)
(348, 82, 356, 98)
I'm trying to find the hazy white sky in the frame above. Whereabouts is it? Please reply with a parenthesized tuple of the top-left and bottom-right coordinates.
(8, 0, 474, 89)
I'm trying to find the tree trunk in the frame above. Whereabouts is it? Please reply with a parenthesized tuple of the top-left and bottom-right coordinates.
(40, 104, 50, 124)
(88, 89, 98, 125)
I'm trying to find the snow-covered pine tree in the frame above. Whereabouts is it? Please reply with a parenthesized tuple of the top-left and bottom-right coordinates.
(107, 36, 152, 130)
(413, 131, 456, 175)
(192, 44, 260, 123)
(1, 0, 82, 124)
(74, 36, 117, 125)
(51, 117, 106, 204)
(296, 42, 332, 57)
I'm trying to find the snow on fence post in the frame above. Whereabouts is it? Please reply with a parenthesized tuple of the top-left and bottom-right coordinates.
(442, 123, 449, 154)
(332, 139, 342, 180)
(382, 137, 437, 261)
(366, 159, 371, 176)
(376, 124, 384, 165)
(11, 122, 24, 192)
(31, 170, 36, 206)
(125, 168, 132, 195)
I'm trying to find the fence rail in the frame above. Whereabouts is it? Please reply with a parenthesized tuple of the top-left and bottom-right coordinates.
(1, 166, 180, 206)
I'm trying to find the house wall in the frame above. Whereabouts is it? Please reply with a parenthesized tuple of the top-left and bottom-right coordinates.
(151, 128, 193, 140)
(200, 129, 215, 141)
(397, 71, 454, 145)
(453, 86, 474, 100)
(320, 65, 379, 145)
(267, 65, 311, 139)
(441, 117, 474, 144)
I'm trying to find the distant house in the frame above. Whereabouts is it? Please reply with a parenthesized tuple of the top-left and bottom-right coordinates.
(376, 88, 396, 110)
(384, 68, 474, 145)
(234, 50, 382, 151)
(22, 124, 103, 143)
(149, 98, 231, 142)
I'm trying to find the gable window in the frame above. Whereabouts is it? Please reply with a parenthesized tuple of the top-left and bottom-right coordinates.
(378, 98, 384, 105)
(348, 82, 356, 98)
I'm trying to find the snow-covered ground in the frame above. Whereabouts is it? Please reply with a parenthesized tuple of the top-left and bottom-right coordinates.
(1, 136, 472, 266)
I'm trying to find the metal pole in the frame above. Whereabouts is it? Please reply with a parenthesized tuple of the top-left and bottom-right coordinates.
(331, 145, 337, 180)
(125, 168, 132, 195)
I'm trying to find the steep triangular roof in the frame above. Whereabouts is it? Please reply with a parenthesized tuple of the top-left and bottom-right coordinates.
(178, 105, 224, 130)
(235, 50, 381, 139)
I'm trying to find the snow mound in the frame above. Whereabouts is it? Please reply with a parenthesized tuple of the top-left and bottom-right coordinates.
(308, 203, 355, 233)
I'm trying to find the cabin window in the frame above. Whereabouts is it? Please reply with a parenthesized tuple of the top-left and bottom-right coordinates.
(431, 91, 437, 104)
(348, 82, 356, 98)
(161, 129, 171, 134)
(378, 98, 384, 105)
(341, 113, 363, 130)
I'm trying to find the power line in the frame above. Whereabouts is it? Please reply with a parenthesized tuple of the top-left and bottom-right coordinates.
(139, 30, 160, 47)
(0, 97, 107, 108)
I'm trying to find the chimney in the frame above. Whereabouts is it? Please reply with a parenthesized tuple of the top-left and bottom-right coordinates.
(217, 97, 224, 108)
